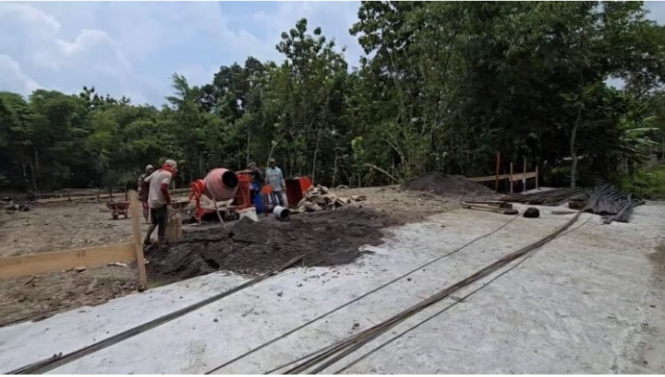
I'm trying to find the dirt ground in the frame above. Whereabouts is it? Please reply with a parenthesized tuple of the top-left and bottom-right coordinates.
(0, 185, 460, 326)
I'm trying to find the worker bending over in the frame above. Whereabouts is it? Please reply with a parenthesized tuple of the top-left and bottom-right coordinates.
(138, 164, 155, 224)
(247, 162, 268, 213)
(265, 158, 286, 208)
(144, 159, 177, 247)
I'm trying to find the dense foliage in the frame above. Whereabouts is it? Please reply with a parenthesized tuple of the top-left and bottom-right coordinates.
(1, 1, 665, 192)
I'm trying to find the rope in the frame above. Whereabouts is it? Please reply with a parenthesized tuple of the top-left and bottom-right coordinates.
(204, 215, 520, 374)
(8, 255, 306, 375)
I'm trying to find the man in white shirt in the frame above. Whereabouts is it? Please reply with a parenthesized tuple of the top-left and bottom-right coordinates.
(143, 159, 177, 247)
(265, 158, 286, 208)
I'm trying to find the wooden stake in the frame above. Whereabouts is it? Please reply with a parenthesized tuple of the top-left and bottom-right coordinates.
(495, 152, 501, 193)
(535, 166, 539, 189)
(129, 190, 148, 291)
(523, 158, 527, 191)
(509, 163, 514, 193)
(212, 198, 225, 226)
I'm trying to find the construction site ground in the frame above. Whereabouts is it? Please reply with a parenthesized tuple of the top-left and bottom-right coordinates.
(1, 187, 664, 373)
(0, 186, 456, 325)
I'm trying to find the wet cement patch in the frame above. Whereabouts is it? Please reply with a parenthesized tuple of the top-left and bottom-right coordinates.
(146, 207, 402, 282)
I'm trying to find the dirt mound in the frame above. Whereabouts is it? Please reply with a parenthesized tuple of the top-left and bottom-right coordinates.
(401, 172, 495, 198)
(145, 207, 401, 283)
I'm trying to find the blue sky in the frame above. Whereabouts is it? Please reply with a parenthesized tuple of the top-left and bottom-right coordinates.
(1, 1, 664, 106)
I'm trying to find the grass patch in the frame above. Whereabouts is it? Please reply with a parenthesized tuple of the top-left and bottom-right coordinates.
(619, 163, 665, 200)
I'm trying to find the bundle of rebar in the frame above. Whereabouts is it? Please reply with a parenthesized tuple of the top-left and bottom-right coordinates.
(501, 185, 643, 224)
(500, 188, 585, 206)
(585, 185, 643, 224)
(275, 212, 584, 374)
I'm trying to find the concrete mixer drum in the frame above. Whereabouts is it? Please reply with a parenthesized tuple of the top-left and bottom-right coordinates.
(189, 168, 242, 223)
(205, 168, 239, 201)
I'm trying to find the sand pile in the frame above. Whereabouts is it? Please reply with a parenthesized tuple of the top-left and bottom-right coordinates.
(401, 172, 495, 198)
(145, 206, 400, 282)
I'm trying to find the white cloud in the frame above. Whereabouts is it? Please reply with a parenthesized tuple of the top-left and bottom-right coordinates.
(0, 54, 41, 94)
(3, 1, 664, 107)
(0, 1, 363, 105)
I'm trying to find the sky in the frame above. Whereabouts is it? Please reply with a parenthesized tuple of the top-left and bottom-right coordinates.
(1, 1, 664, 106)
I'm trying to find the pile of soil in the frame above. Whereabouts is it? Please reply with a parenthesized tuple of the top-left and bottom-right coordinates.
(401, 172, 495, 198)
(145, 207, 401, 283)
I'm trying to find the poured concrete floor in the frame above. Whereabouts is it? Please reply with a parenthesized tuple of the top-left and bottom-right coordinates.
(1, 203, 664, 374)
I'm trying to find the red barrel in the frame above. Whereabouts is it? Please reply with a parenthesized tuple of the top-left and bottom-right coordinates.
(233, 172, 252, 209)
(285, 176, 312, 207)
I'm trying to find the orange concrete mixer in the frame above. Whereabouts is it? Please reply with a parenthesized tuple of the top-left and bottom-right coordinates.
(189, 168, 240, 221)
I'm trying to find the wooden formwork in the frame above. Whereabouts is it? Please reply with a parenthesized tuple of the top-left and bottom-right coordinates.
(0, 191, 148, 291)
(468, 155, 539, 194)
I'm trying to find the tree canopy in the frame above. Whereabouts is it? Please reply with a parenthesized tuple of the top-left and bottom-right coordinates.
(1, 1, 664, 192)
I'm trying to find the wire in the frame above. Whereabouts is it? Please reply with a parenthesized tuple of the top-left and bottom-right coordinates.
(205, 215, 520, 374)
(8, 255, 306, 375)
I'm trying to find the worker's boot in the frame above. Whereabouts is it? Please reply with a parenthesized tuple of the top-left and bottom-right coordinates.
(157, 236, 169, 249)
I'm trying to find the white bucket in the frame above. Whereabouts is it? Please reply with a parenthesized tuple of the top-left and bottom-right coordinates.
(272, 205, 290, 221)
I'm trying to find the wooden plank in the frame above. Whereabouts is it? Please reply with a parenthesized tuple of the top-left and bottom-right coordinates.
(129, 191, 148, 291)
(468, 174, 511, 182)
(468, 171, 537, 183)
(461, 203, 519, 215)
(509, 172, 537, 181)
(0, 243, 136, 279)
(38, 194, 124, 204)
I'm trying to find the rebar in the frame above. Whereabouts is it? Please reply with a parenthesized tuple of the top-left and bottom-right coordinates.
(501, 185, 643, 224)
(277, 212, 584, 374)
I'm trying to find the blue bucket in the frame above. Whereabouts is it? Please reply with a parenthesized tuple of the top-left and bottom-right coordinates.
(250, 184, 265, 214)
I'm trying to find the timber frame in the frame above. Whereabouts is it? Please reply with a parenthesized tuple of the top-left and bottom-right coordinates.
(467, 156, 539, 194)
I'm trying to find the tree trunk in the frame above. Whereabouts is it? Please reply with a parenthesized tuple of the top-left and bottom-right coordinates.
(569, 103, 583, 189)
(28, 158, 38, 192)
(33, 148, 40, 191)
(332, 150, 338, 188)
(21, 158, 28, 191)
(246, 131, 251, 166)
(311, 130, 322, 184)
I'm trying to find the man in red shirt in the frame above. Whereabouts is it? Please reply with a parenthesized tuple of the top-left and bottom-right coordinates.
(143, 159, 177, 247)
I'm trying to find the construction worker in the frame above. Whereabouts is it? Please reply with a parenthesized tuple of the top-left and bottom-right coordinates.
(143, 159, 177, 247)
(248, 162, 268, 213)
(265, 158, 286, 208)
(138, 164, 155, 224)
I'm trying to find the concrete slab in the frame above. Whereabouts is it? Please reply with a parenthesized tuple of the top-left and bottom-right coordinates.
(0, 204, 663, 374)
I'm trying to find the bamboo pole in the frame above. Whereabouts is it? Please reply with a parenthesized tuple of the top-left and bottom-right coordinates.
(129, 191, 148, 291)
